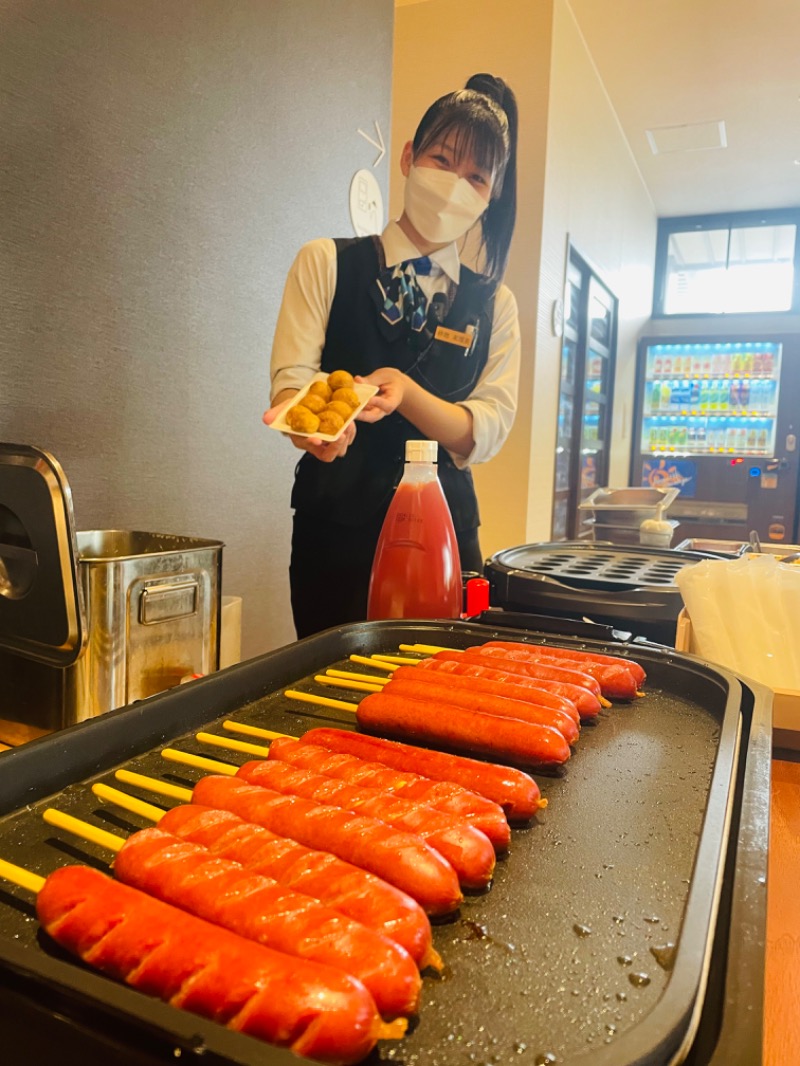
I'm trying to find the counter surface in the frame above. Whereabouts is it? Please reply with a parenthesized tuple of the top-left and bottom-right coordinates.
(764, 753, 800, 1066)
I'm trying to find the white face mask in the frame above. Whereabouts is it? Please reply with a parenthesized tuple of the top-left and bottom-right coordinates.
(403, 164, 489, 244)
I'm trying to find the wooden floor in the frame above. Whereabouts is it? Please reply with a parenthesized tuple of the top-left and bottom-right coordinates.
(764, 756, 800, 1066)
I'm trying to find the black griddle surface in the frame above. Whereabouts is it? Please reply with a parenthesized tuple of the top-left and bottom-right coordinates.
(0, 623, 738, 1066)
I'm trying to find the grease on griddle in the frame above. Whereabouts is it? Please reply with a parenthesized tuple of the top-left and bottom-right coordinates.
(456, 919, 516, 954)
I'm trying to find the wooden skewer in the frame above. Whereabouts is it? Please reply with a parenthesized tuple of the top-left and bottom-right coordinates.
(284, 689, 358, 712)
(0, 857, 45, 894)
(43, 808, 125, 853)
(326, 669, 390, 686)
(349, 654, 398, 672)
(93, 783, 166, 822)
(315, 675, 383, 694)
(115, 768, 193, 802)
(196, 731, 271, 758)
(224, 721, 293, 741)
(399, 644, 450, 654)
(161, 748, 239, 775)
(369, 654, 421, 666)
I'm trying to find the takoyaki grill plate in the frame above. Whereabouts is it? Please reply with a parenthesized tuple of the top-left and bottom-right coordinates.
(0, 621, 769, 1066)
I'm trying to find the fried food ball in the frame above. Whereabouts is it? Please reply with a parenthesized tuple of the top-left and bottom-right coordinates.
(307, 380, 332, 402)
(327, 370, 355, 391)
(317, 409, 346, 436)
(325, 400, 353, 421)
(331, 387, 360, 410)
(285, 405, 320, 434)
(298, 392, 327, 415)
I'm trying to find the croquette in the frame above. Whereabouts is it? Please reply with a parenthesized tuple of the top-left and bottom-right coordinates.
(285, 405, 320, 433)
(331, 386, 360, 410)
(327, 370, 355, 391)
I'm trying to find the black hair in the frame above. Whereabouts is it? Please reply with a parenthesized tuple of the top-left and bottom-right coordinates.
(411, 73, 518, 283)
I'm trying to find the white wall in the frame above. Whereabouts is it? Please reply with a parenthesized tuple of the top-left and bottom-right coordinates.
(532, 0, 657, 539)
(392, 0, 657, 554)
(392, 0, 552, 559)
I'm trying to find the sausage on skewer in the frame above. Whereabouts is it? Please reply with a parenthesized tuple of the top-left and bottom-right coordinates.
(433, 650, 605, 713)
(355, 690, 571, 768)
(265, 738, 510, 852)
(35, 864, 404, 1065)
(190, 774, 463, 916)
(234, 759, 496, 889)
(300, 727, 544, 821)
(482, 640, 647, 687)
(111, 826, 421, 1018)
(157, 802, 435, 965)
(382, 673, 580, 744)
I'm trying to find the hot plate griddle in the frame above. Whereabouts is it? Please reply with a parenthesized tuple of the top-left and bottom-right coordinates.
(0, 621, 768, 1066)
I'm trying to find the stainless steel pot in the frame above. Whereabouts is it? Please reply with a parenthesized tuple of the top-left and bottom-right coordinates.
(0, 444, 222, 736)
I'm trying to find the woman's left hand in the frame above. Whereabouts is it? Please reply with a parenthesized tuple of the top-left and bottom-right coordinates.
(355, 368, 409, 423)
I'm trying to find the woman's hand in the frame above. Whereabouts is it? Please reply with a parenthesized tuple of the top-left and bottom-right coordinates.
(355, 368, 408, 423)
(263, 399, 357, 462)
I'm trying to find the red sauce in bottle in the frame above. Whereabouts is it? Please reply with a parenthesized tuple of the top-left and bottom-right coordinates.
(367, 447, 461, 620)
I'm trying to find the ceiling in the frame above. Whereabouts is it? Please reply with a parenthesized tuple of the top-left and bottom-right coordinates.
(397, 0, 800, 218)
(566, 0, 800, 218)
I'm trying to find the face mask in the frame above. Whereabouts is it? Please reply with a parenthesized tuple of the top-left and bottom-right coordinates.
(403, 164, 489, 244)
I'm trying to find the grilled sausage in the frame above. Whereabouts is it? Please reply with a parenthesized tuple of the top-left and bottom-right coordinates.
(37, 865, 401, 1065)
(191, 775, 463, 916)
(300, 727, 542, 821)
(413, 661, 580, 723)
(159, 803, 434, 966)
(235, 759, 495, 890)
(113, 826, 421, 1017)
(438, 649, 604, 712)
(475, 645, 638, 700)
(385, 672, 580, 744)
(356, 690, 571, 768)
(421, 654, 603, 718)
(267, 738, 510, 852)
(482, 640, 647, 686)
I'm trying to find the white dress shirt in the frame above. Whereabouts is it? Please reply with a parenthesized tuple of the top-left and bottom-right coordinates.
(270, 221, 520, 467)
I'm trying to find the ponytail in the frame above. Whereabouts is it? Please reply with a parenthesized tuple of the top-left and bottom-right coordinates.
(465, 74, 518, 283)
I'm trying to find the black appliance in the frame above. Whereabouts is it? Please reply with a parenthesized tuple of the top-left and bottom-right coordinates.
(0, 620, 770, 1066)
(482, 541, 724, 645)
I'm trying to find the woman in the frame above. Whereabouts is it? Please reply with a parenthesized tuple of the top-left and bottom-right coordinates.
(265, 73, 521, 638)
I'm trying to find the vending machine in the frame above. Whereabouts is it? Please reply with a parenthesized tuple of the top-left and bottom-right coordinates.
(632, 336, 800, 543)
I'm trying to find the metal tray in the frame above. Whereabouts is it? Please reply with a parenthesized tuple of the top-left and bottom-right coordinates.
(0, 621, 769, 1066)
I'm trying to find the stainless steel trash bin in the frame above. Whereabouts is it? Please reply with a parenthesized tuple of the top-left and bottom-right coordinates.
(0, 443, 223, 737)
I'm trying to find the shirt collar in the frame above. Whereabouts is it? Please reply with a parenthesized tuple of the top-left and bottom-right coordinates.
(381, 220, 461, 284)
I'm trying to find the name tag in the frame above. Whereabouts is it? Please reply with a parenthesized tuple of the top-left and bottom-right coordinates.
(434, 325, 474, 349)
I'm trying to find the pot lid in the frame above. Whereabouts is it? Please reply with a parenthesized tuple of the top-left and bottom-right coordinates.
(0, 443, 86, 666)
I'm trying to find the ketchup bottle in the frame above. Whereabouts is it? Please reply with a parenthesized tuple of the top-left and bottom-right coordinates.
(367, 439, 462, 620)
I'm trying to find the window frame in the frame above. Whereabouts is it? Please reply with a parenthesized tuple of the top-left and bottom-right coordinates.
(652, 208, 800, 319)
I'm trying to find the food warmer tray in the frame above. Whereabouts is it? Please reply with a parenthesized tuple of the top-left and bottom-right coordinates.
(0, 621, 770, 1066)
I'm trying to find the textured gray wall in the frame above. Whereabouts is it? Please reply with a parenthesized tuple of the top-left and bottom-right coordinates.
(0, 0, 393, 658)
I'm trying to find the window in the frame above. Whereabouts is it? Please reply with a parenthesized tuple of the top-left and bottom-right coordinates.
(653, 210, 800, 317)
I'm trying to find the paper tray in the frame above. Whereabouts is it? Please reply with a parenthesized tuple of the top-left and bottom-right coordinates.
(0, 621, 769, 1066)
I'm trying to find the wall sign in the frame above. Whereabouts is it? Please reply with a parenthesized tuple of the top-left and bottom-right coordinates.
(349, 168, 383, 236)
